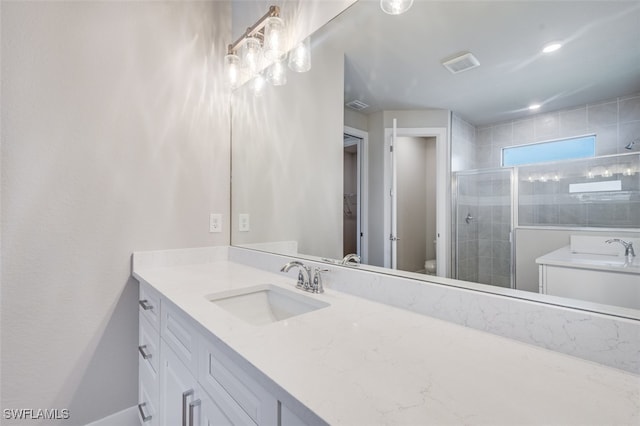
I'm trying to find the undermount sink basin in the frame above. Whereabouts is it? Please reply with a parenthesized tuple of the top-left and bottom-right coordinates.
(206, 284, 330, 325)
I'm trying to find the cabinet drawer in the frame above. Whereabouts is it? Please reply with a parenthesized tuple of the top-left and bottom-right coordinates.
(138, 357, 159, 426)
(139, 282, 160, 331)
(161, 301, 199, 375)
(139, 314, 160, 376)
(199, 338, 276, 425)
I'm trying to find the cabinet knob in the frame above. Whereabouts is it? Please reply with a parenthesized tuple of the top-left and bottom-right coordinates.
(139, 299, 154, 310)
(138, 345, 152, 360)
(137, 403, 152, 422)
(189, 400, 201, 426)
(182, 389, 194, 426)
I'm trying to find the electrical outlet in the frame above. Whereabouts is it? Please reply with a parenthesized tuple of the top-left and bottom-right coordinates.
(239, 213, 250, 232)
(209, 213, 222, 233)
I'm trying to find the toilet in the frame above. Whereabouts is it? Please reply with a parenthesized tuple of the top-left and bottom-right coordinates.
(424, 240, 437, 275)
(424, 259, 437, 275)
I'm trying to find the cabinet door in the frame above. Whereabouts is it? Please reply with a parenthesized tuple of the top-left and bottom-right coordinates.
(189, 384, 255, 426)
(160, 341, 197, 426)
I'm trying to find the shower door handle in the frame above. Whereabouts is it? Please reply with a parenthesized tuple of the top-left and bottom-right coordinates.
(465, 213, 474, 224)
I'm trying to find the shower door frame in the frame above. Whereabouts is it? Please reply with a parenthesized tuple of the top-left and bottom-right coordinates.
(452, 167, 516, 289)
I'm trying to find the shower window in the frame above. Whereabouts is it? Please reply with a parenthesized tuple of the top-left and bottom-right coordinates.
(502, 135, 595, 167)
(518, 153, 640, 228)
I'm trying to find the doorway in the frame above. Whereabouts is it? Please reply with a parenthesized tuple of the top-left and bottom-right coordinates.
(394, 136, 438, 273)
(343, 126, 369, 263)
(384, 126, 450, 277)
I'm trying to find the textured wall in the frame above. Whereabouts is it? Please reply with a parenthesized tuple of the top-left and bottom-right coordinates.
(1, 2, 230, 424)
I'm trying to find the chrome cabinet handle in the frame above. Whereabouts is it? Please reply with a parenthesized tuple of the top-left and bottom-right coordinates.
(138, 403, 152, 422)
(188, 399, 201, 426)
(138, 345, 152, 360)
(182, 389, 194, 426)
(139, 299, 153, 310)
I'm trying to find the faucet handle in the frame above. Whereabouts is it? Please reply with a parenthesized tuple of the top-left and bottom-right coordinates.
(312, 267, 329, 293)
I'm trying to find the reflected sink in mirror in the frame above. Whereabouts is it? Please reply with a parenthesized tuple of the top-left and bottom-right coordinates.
(566, 253, 640, 271)
(206, 284, 330, 326)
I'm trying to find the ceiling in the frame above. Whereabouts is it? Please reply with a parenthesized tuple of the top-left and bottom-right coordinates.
(322, 0, 640, 126)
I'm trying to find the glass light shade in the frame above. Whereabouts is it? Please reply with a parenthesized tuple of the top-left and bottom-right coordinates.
(224, 54, 241, 89)
(241, 37, 263, 78)
(252, 74, 266, 97)
(264, 17, 286, 61)
(267, 59, 287, 86)
(380, 0, 414, 15)
(288, 37, 311, 73)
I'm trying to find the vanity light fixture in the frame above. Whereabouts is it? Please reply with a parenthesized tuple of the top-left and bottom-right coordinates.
(542, 42, 563, 54)
(224, 5, 312, 92)
(380, 0, 414, 15)
(288, 37, 311, 73)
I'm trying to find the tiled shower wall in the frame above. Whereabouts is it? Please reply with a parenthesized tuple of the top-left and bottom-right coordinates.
(455, 171, 512, 288)
(475, 93, 640, 169)
(452, 94, 640, 287)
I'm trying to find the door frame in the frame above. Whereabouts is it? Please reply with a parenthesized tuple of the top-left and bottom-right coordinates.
(344, 126, 369, 264)
(383, 127, 450, 277)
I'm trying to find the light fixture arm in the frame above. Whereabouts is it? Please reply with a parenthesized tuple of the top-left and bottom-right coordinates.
(227, 5, 280, 55)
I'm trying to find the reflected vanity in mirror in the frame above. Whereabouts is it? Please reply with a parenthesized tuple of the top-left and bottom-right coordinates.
(231, 1, 640, 317)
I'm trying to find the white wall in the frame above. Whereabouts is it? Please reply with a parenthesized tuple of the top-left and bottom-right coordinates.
(1, 2, 230, 424)
(396, 137, 428, 272)
(231, 37, 345, 259)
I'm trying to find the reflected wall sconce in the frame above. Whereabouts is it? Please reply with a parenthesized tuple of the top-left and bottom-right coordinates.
(380, 0, 414, 15)
(224, 5, 311, 93)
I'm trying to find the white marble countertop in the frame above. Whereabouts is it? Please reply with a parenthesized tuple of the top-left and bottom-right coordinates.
(536, 246, 640, 274)
(134, 260, 639, 425)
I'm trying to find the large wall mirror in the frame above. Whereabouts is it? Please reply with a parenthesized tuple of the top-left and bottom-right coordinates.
(231, 0, 640, 318)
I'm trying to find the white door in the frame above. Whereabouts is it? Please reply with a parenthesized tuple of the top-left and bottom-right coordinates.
(390, 118, 399, 269)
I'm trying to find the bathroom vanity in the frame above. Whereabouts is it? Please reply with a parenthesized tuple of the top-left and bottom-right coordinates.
(133, 247, 639, 426)
(537, 236, 640, 309)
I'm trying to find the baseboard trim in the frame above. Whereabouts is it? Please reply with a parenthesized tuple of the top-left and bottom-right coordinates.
(85, 405, 138, 426)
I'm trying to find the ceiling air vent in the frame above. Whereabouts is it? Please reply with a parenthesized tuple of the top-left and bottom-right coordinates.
(345, 99, 369, 111)
(442, 52, 480, 74)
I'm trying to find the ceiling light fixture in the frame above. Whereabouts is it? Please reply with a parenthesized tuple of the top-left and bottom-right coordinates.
(380, 0, 414, 15)
(542, 42, 562, 54)
(224, 5, 311, 93)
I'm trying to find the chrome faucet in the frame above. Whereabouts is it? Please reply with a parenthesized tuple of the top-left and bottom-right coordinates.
(280, 261, 312, 291)
(606, 239, 636, 260)
(341, 253, 361, 266)
(312, 267, 329, 293)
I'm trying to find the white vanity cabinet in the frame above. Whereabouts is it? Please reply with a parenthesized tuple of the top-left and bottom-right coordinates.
(539, 265, 640, 309)
(536, 245, 640, 309)
(138, 281, 323, 426)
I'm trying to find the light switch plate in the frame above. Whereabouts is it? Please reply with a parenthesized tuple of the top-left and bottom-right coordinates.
(209, 213, 222, 233)
(238, 213, 250, 232)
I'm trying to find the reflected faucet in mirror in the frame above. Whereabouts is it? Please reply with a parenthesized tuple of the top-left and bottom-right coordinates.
(341, 253, 361, 266)
(606, 239, 636, 261)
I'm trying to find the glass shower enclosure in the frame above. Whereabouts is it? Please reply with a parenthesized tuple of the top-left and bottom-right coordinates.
(453, 169, 514, 288)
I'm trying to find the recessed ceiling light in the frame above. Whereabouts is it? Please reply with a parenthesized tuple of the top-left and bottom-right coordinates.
(542, 42, 562, 54)
(529, 104, 541, 111)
